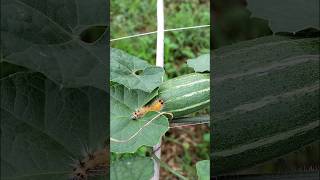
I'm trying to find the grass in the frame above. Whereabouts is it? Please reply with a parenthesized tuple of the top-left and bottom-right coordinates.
(111, 0, 210, 78)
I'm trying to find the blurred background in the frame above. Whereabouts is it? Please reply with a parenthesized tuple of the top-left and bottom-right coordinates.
(111, 0, 210, 79)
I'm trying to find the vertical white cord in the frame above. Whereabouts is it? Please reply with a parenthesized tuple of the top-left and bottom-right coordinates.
(153, 0, 164, 180)
(156, 0, 164, 67)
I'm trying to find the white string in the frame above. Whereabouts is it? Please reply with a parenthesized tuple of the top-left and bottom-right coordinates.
(110, 112, 173, 143)
(153, 1, 164, 179)
(110, 24, 210, 42)
(169, 122, 209, 128)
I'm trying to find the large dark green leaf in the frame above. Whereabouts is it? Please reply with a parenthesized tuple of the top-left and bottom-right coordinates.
(212, 35, 319, 175)
(1, 0, 108, 92)
(110, 157, 154, 180)
(1, 0, 109, 179)
(110, 83, 169, 153)
(1, 71, 108, 180)
(247, 0, 320, 32)
(111, 48, 164, 92)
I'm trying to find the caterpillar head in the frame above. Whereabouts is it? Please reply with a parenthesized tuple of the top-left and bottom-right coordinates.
(131, 110, 140, 120)
(158, 99, 164, 105)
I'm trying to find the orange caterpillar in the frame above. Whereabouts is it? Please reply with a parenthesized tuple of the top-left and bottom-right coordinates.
(70, 144, 109, 180)
(131, 99, 164, 120)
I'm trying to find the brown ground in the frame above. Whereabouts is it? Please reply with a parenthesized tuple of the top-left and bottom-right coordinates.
(159, 124, 210, 180)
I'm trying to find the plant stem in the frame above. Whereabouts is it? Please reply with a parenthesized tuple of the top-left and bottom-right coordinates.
(152, 153, 189, 180)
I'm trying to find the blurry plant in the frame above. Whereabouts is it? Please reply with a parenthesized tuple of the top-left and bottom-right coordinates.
(111, 0, 209, 78)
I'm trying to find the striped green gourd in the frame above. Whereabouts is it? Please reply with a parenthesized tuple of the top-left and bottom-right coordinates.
(212, 35, 319, 175)
(158, 73, 210, 117)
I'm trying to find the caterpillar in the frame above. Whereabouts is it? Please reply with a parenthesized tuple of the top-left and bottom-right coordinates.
(70, 143, 109, 180)
(131, 99, 164, 120)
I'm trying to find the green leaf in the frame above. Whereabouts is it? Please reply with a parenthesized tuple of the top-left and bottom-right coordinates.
(111, 48, 164, 92)
(110, 157, 154, 180)
(212, 35, 319, 174)
(1, 0, 109, 179)
(196, 160, 210, 180)
(247, 0, 320, 32)
(1, 71, 108, 180)
(2, 0, 108, 92)
(110, 83, 169, 153)
(187, 54, 210, 72)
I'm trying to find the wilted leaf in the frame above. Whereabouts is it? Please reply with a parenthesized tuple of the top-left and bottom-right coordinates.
(111, 48, 164, 92)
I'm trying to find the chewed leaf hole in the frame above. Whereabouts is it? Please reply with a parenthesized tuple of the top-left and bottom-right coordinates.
(134, 70, 143, 75)
(80, 26, 106, 43)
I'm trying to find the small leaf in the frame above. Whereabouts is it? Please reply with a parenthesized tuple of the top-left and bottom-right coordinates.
(111, 48, 164, 92)
(196, 160, 210, 180)
(110, 157, 154, 180)
(110, 83, 169, 153)
(187, 54, 210, 72)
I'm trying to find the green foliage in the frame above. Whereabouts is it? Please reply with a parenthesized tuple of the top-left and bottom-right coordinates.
(187, 54, 210, 72)
(1, 1, 108, 179)
(111, 0, 210, 78)
(111, 48, 164, 92)
(110, 157, 154, 180)
(110, 83, 169, 153)
(196, 160, 210, 180)
(110, 0, 211, 179)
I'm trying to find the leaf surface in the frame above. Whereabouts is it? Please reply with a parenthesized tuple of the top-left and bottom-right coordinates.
(1, 0, 109, 179)
(196, 160, 210, 180)
(110, 157, 153, 180)
(111, 48, 164, 92)
(110, 84, 169, 153)
(187, 54, 210, 72)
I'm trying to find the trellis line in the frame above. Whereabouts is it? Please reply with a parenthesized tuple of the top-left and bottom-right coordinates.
(110, 24, 210, 42)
